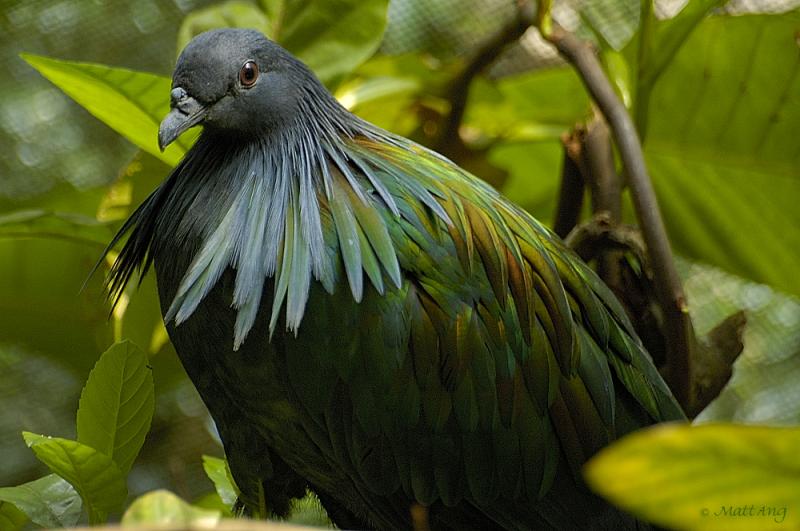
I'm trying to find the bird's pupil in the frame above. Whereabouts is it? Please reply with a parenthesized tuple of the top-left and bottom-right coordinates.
(240, 61, 258, 87)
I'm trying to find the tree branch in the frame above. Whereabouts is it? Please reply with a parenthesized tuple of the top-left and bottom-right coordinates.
(544, 26, 694, 407)
(436, 0, 535, 156)
(553, 128, 586, 238)
(583, 114, 621, 221)
(581, 114, 622, 284)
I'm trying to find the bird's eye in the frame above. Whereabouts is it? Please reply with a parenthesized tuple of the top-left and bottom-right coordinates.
(239, 61, 259, 88)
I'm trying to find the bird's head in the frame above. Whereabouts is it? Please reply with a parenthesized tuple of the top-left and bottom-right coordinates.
(158, 28, 323, 150)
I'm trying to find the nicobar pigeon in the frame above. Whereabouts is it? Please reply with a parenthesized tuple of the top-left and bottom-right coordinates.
(105, 29, 684, 530)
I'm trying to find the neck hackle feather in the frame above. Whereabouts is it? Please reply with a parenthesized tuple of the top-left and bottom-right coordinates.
(103, 83, 454, 350)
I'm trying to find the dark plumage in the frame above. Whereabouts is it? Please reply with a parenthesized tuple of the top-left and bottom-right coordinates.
(106, 28, 684, 529)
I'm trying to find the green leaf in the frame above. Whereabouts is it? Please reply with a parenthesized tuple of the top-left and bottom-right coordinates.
(0, 502, 26, 531)
(20, 53, 194, 167)
(644, 12, 800, 296)
(262, 0, 390, 87)
(640, 0, 726, 91)
(22, 432, 127, 523)
(585, 424, 800, 530)
(0, 474, 82, 529)
(76, 340, 155, 475)
(122, 490, 220, 526)
(634, 0, 726, 132)
(201, 455, 239, 508)
(0, 209, 111, 247)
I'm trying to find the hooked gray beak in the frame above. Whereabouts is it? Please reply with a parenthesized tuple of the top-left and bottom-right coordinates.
(158, 87, 208, 151)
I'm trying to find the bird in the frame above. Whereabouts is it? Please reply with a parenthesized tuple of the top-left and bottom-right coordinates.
(103, 28, 685, 530)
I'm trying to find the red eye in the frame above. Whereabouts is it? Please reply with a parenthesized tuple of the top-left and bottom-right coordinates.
(239, 61, 259, 87)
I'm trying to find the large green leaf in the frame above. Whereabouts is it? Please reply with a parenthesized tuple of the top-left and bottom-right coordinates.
(121, 490, 220, 526)
(20, 54, 193, 167)
(586, 424, 800, 530)
(22, 432, 127, 523)
(633, 0, 726, 131)
(76, 340, 155, 475)
(644, 12, 800, 296)
(0, 474, 82, 529)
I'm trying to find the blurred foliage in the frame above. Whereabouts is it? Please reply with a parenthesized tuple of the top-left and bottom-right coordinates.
(586, 423, 800, 530)
(121, 490, 221, 527)
(1, 0, 799, 528)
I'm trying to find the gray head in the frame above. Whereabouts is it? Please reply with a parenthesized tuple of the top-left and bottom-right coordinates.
(158, 28, 341, 149)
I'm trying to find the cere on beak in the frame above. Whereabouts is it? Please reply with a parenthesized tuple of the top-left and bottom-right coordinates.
(158, 86, 208, 151)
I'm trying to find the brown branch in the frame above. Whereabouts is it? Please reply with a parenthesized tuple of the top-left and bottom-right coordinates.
(583, 114, 620, 222)
(436, 0, 535, 156)
(553, 128, 586, 238)
(564, 213, 643, 262)
(687, 310, 746, 417)
(581, 114, 622, 285)
(545, 27, 694, 408)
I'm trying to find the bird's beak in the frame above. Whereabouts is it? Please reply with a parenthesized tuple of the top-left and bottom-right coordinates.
(158, 88, 208, 151)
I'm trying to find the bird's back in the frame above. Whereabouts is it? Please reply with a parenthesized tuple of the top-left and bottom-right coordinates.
(139, 129, 683, 529)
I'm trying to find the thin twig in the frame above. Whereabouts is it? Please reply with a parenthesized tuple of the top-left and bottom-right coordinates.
(436, 0, 535, 155)
(553, 128, 586, 238)
(545, 26, 693, 407)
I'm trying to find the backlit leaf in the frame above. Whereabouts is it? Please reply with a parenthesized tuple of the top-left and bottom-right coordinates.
(586, 424, 800, 530)
(20, 54, 195, 167)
